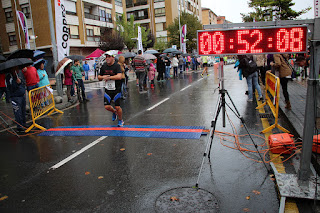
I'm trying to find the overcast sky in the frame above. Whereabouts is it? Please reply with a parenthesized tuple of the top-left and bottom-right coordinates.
(201, 0, 315, 23)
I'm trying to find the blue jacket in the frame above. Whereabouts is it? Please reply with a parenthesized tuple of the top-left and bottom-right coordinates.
(37, 69, 50, 87)
(6, 71, 26, 97)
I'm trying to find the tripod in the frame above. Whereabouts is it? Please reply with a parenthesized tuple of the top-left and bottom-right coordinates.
(195, 62, 270, 188)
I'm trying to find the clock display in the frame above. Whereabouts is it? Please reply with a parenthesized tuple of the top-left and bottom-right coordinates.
(198, 26, 307, 55)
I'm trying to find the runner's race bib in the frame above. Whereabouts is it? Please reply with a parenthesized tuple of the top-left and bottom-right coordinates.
(105, 80, 116, 90)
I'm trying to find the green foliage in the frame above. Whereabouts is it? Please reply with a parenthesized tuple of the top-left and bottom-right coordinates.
(241, 0, 311, 22)
(116, 15, 152, 52)
(167, 12, 202, 53)
(99, 28, 124, 51)
(154, 36, 168, 52)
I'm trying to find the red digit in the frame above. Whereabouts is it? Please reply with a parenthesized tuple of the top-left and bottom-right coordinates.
(276, 29, 290, 52)
(237, 30, 250, 53)
(199, 32, 212, 54)
(212, 32, 225, 54)
(250, 30, 263, 53)
(290, 28, 304, 52)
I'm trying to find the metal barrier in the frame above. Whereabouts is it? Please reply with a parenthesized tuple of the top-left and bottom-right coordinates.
(25, 85, 63, 133)
(256, 72, 289, 134)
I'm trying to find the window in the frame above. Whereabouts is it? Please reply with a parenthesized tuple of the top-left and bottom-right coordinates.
(154, 0, 165, 2)
(100, 9, 106, 21)
(68, 25, 79, 39)
(106, 13, 112, 23)
(156, 23, 166, 32)
(20, 4, 30, 18)
(65, 0, 77, 15)
(86, 26, 100, 42)
(115, 0, 122, 6)
(8, 33, 17, 46)
(155, 8, 165, 17)
(4, 8, 13, 23)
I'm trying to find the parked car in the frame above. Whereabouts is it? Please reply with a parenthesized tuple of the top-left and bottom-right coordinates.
(207, 58, 214, 66)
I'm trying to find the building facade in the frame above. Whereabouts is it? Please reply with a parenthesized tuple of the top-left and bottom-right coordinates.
(0, 0, 202, 57)
(0, 0, 125, 56)
(201, 7, 218, 25)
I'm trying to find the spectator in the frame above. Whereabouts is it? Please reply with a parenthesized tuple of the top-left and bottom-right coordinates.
(254, 54, 267, 85)
(83, 61, 90, 80)
(0, 73, 10, 103)
(156, 55, 165, 82)
(118, 56, 127, 99)
(34, 59, 50, 87)
(132, 50, 148, 93)
(72, 59, 89, 103)
(172, 55, 179, 79)
(21, 65, 39, 92)
(295, 55, 310, 79)
(163, 53, 171, 80)
(178, 55, 184, 74)
(6, 66, 26, 132)
(64, 62, 73, 102)
(149, 62, 156, 89)
(271, 54, 292, 109)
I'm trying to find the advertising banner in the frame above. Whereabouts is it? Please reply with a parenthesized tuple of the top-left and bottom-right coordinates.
(181, 24, 187, 53)
(16, 11, 30, 49)
(138, 26, 143, 53)
(55, 0, 69, 61)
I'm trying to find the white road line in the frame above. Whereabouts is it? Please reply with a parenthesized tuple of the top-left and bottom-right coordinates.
(197, 78, 204, 82)
(147, 98, 170, 111)
(50, 136, 107, 170)
(180, 85, 192, 91)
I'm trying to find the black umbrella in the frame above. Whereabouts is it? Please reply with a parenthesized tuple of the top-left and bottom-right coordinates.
(173, 50, 183, 55)
(0, 58, 33, 73)
(163, 48, 178, 53)
(7, 49, 34, 60)
(67, 55, 86, 61)
(0, 55, 6, 62)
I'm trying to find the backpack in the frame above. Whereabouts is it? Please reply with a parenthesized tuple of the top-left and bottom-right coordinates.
(245, 57, 257, 75)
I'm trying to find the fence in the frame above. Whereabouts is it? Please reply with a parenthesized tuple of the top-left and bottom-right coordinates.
(256, 72, 289, 134)
(25, 85, 63, 133)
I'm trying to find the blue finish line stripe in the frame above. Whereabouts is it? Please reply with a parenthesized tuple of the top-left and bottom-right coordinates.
(39, 125, 205, 139)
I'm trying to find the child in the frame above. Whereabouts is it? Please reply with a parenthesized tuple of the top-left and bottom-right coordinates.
(149, 63, 156, 89)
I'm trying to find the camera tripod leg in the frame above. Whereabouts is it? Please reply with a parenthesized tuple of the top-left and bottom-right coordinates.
(195, 95, 223, 188)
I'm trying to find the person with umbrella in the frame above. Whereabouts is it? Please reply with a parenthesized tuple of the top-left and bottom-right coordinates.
(71, 59, 89, 103)
(22, 63, 39, 92)
(6, 66, 27, 132)
(132, 50, 148, 93)
(98, 51, 124, 127)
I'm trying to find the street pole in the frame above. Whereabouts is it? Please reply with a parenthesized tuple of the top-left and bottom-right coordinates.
(46, 0, 63, 97)
(178, 0, 181, 51)
(298, 17, 320, 181)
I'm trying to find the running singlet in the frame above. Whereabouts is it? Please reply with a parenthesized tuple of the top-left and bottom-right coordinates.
(100, 62, 122, 92)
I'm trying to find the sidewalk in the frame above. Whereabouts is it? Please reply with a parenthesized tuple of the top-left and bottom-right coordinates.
(277, 77, 320, 173)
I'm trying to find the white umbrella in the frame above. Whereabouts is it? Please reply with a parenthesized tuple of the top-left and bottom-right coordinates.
(55, 58, 72, 76)
(143, 53, 157, 60)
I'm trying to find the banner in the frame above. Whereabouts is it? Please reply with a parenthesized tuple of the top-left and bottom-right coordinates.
(315, 0, 319, 18)
(16, 11, 30, 49)
(181, 24, 187, 53)
(137, 26, 143, 53)
(55, 0, 70, 61)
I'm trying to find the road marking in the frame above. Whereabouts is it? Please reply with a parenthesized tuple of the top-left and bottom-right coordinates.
(180, 85, 192, 91)
(50, 136, 107, 170)
(197, 78, 204, 82)
(147, 98, 170, 111)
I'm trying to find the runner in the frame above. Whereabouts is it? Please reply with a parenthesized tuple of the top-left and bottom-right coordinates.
(201, 56, 209, 77)
(98, 51, 124, 127)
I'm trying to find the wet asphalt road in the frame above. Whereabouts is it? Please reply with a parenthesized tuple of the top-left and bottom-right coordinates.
(0, 65, 281, 212)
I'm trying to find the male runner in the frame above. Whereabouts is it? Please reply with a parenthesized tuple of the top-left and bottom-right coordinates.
(98, 51, 124, 127)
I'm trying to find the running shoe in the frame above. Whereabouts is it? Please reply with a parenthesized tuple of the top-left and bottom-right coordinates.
(112, 112, 117, 121)
(201, 74, 204, 78)
(118, 120, 124, 127)
(207, 74, 210, 76)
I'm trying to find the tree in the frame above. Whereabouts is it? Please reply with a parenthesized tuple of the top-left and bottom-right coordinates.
(154, 36, 168, 52)
(99, 28, 124, 51)
(116, 15, 152, 52)
(167, 12, 202, 53)
(241, 0, 311, 22)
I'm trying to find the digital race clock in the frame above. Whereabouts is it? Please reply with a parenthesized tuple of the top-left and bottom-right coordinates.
(197, 26, 308, 55)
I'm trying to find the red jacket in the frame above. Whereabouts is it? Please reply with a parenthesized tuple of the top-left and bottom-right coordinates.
(64, 68, 73, 85)
(0, 73, 6, 87)
(22, 66, 40, 86)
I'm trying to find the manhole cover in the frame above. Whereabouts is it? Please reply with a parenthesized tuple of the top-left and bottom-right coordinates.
(155, 187, 220, 213)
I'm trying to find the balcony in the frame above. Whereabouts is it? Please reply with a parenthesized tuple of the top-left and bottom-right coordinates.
(126, 0, 148, 8)
(85, 13, 112, 23)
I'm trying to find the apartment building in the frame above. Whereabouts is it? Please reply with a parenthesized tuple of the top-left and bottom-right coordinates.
(202, 7, 232, 26)
(126, 0, 202, 43)
(0, 0, 125, 56)
(0, 0, 202, 58)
